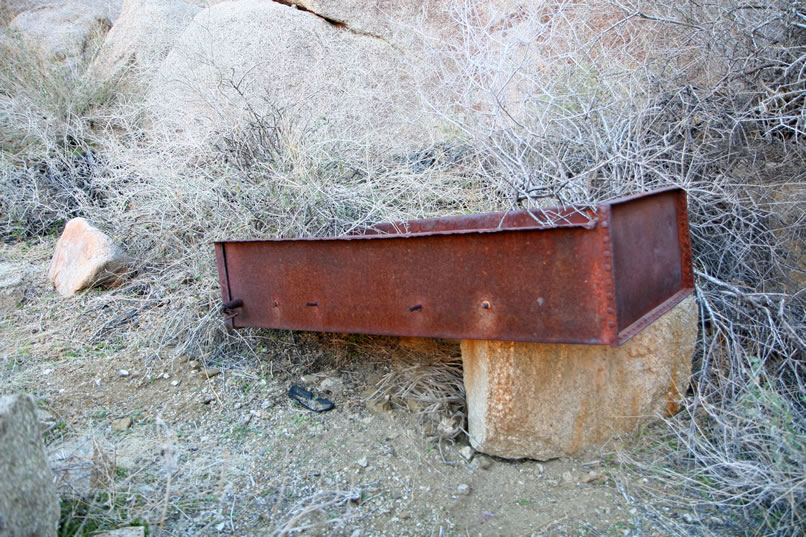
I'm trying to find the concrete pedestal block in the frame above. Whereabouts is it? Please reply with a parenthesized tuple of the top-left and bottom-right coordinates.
(461, 295, 698, 460)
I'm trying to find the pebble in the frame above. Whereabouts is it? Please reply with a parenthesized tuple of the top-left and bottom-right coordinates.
(477, 456, 492, 470)
(320, 377, 344, 396)
(356, 457, 368, 468)
(118, 369, 129, 377)
(582, 470, 602, 483)
(458, 446, 474, 461)
(204, 368, 221, 378)
(170, 380, 180, 387)
(188, 360, 200, 370)
(682, 513, 694, 523)
(535, 463, 545, 475)
(456, 484, 471, 496)
(111, 417, 132, 431)
(162, 373, 170, 380)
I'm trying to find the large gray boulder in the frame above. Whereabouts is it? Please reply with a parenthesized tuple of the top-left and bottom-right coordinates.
(150, 0, 429, 151)
(287, 0, 441, 46)
(8, 2, 111, 71)
(0, 394, 60, 537)
(91, 0, 199, 82)
(1, 0, 122, 23)
(284, 0, 522, 48)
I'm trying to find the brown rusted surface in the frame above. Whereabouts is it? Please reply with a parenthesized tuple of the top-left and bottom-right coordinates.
(215, 187, 694, 345)
(609, 188, 695, 344)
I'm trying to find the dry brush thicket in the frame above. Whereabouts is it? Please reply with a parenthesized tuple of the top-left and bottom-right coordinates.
(420, 1, 805, 534)
(1, 0, 804, 535)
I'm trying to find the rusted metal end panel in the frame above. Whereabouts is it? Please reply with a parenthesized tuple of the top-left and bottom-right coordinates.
(608, 188, 695, 344)
(216, 226, 612, 344)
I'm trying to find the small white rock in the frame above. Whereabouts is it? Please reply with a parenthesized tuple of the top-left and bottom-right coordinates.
(582, 470, 603, 483)
(119, 370, 129, 377)
(319, 376, 344, 396)
(162, 373, 170, 380)
(111, 417, 132, 431)
(456, 483, 471, 496)
(170, 380, 180, 387)
(458, 446, 474, 461)
(356, 457, 368, 468)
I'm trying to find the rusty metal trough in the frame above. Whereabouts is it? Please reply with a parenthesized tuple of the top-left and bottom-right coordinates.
(215, 187, 694, 345)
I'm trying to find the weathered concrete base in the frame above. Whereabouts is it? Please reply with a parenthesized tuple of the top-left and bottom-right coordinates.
(461, 295, 698, 460)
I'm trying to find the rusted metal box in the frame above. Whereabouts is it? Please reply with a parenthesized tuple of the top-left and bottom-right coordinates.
(215, 187, 694, 345)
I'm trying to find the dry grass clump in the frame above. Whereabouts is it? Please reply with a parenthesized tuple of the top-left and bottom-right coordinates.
(0, 27, 129, 239)
(367, 340, 466, 441)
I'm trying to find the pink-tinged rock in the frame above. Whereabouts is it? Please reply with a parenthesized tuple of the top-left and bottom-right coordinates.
(47, 217, 129, 296)
(461, 295, 698, 460)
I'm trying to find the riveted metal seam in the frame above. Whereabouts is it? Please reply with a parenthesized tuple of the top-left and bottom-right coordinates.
(597, 204, 620, 346)
(676, 189, 695, 289)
